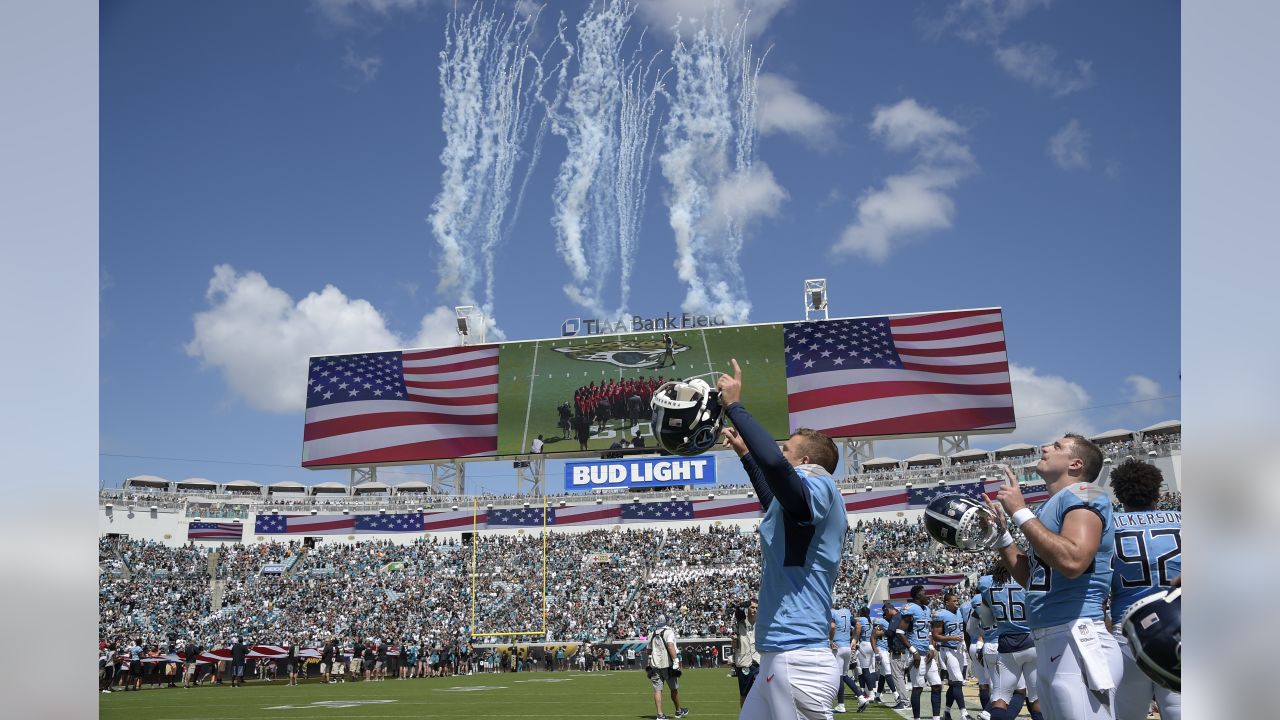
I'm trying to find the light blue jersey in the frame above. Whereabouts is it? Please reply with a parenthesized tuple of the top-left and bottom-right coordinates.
(901, 602, 933, 652)
(832, 608, 854, 645)
(858, 616, 873, 643)
(756, 467, 848, 651)
(933, 609, 963, 649)
(1111, 510, 1182, 622)
(1025, 482, 1115, 628)
(874, 617, 889, 651)
(959, 600, 973, 632)
(981, 581, 1031, 635)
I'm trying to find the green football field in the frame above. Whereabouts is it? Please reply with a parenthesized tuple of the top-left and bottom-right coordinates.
(98, 668, 909, 720)
(496, 325, 789, 456)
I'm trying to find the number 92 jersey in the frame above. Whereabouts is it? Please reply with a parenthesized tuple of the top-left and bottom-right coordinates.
(1110, 510, 1182, 622)
(1024, 482, 1115, 629)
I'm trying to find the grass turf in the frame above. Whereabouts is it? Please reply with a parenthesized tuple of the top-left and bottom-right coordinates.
(98, 667, 907, 720)
(496, 325, 789, 457)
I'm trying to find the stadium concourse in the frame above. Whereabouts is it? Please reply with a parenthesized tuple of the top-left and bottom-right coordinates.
(98, 430, 1180, 716)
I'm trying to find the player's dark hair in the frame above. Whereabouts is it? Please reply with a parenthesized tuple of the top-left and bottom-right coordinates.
(942, 590, 958, 602)
(791, 427, 839, 473)
(1109, 457, 1165, 511)
(858, 607, 870, 618)
(1064, 432, 1105, 483)
(990, 558, 1011, 585)
(910, 584, 926, 603)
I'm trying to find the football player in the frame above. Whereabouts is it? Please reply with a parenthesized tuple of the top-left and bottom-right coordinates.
(901, 585, 943, 720)
(932, 591, 972, 720)
(872, 609, 900, 706)
(854, 607, 878, 710)
(830, 601, 859, 713)
(986, 435, 1123, 720)
(1108, 459, 1181, 720)
(717, 359, 847, 720)
(982, 559, 1043, 720)
(966, 578, 994, 713)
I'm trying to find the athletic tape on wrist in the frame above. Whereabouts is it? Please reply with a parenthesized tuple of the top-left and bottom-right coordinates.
(995, 531, 1015, 548)
(1011, 508, 1035, 527)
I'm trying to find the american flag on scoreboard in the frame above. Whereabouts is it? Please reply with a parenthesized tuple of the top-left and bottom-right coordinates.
(621, 500, 694, 523)
(302, 346, 499, 467)
(187, 521, 243, 540)
(784, 309, 1014, 439)
(888, 574, 968, 600)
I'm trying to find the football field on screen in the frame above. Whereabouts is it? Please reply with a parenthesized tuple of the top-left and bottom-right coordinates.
(97, 668, 905, 720)
(496, 325, 789, 456)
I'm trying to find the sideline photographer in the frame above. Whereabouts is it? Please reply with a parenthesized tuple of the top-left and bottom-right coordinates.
(646, 614, 689, 720)
(732, 600, 762, 707)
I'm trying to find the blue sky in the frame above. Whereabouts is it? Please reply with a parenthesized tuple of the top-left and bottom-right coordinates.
(99, 0, 1179, 494)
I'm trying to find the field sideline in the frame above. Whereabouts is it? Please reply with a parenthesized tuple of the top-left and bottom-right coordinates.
(98, 667, 907, 720)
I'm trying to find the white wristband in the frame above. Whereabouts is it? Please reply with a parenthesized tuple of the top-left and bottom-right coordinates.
(1011, 508, 1035, 527)
(995, 531, 1015, 549)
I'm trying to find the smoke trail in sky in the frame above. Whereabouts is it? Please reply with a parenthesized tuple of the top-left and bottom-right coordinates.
(548, 0, 666, 318)
(660, 8, 767, 324)
(431, 2, 551, 339)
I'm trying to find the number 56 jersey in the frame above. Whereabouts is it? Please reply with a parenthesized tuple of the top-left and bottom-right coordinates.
(1110, 510, 1182, 622)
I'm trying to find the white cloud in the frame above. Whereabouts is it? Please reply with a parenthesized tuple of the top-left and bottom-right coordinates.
(343, 47, 384, 84)
(755, 73, 838, 146)
(925, 2, 1093, 98)
(925, 0, 1050, 44)
(1124, 374, 1163, 403)
(185, 265, 460, 414)
(707, 164, 788, 231)
(993, 42, 1093, 97)
(636, 0, 793, 38)
(1008, 362, 1095, 443)
(1047, 118, 1090, 170)
(832, 99, 976, 262)
(312, 0, 434, 27)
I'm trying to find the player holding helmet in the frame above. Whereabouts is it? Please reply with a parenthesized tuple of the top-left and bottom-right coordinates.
(985, 435, 1123, 720)
(716, 359, 846, 720)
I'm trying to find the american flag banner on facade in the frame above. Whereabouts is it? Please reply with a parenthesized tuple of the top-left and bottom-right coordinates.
(784, 309, 1014, 439)
(691, 497, 764, 520)
(187, 521, 243, 540)
(555, 503, 623, 525)
(888, 574, 969, 600)
(302, 346, 499, 468)
(843, 488, 910, 514)
(421, 509, 487, 532)
(355, 513, 425, 533)
(487, 506, 555, 527)
(979, 476, 1051, 504)
(621, 500, 694, 523)
(254, 514, 356, 535)
(906, 480, 990, 508)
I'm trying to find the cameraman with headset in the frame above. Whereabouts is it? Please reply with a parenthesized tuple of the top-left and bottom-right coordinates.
(732, 599, 762, 707)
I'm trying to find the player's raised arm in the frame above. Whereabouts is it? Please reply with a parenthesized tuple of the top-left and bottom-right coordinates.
(717, 359, 814, 521)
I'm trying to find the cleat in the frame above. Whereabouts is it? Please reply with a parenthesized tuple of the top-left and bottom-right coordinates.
(676, 709, 689, 717)
(834, 703, 846, 713)
(857, 697, 870, 712)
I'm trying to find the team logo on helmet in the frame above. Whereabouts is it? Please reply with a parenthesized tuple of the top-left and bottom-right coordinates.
(553, 338, 688, 369)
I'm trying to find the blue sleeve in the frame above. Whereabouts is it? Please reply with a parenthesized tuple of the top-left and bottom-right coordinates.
(726, 402, 813, 522)
(739, 453, 774, 511)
